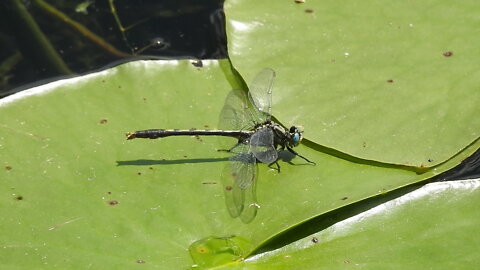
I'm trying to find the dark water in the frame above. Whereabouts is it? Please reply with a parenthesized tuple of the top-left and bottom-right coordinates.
(0, 0, 226, 96)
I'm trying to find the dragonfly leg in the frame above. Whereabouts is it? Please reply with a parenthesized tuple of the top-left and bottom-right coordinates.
(218, 138, 250, 153)
(268, 161, 281, 172)
(287, 147, 316, 165)
(217, 142, 242, 153)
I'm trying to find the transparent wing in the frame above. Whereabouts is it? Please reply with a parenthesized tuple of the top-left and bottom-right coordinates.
(219, 68, 275, 131)
(249, 127, 278, 164)
(221, 165, 244, 218)
(239, 176, 258, 224)
(217, 69, 275, 223)
(218, 90, 258, 131)
(248, 68, 275, 123)
(221, 144, 258, 223)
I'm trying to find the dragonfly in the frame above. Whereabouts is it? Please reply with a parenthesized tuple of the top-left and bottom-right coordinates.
(126, 68, 315, 223)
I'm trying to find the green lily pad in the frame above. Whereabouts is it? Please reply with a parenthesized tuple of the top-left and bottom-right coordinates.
(226, 0, 480, 167)
(2, 1, 479, 268)
(0, 60, 239, 268)
(1, 59, 477, 269)
(228, 179, 480, 269)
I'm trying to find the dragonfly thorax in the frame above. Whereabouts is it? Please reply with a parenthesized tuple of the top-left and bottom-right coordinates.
(255, 122, 304, 150)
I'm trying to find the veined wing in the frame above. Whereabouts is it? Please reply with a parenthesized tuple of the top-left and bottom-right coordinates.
(248, 68, 275, 124)
(249, 126, 278, 164)
(238, 173, 258, 224)
(218, 90, 259, 131)
(221, 144, 259, 223)
(219, 68, 275, 131)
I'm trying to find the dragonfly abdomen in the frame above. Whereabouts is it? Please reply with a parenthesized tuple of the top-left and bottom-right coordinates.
(126, 129, 252, 140)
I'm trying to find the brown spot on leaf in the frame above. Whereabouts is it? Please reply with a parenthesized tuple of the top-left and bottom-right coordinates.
(108, 200, 119, 206)
(443, 51, 453, 57)
(99, 119, 108, 124)
(5, 165, 12, 171)
(305, 9, 314, 13)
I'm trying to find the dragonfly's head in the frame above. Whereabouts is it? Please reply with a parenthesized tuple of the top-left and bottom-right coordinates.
(288, 126, 304, 147)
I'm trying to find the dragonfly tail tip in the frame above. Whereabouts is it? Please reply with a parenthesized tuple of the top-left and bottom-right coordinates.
(126, 132, 136, 140)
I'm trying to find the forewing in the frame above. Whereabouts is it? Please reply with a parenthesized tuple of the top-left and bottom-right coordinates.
(250, 127, 278, 164)
(248, 68, 275, 123)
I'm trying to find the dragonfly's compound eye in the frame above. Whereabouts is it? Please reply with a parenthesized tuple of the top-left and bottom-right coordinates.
(289, 126, 304, 146)
(292, 132, 302, 145)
